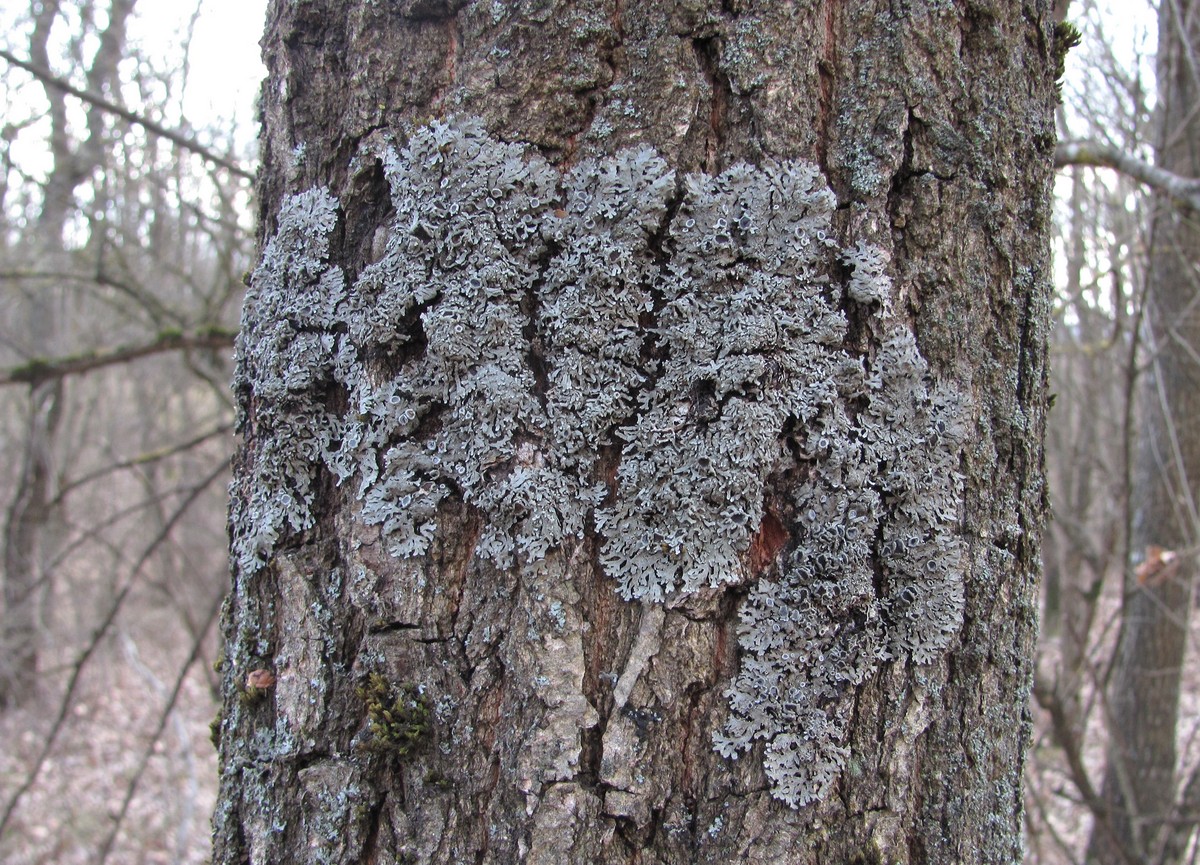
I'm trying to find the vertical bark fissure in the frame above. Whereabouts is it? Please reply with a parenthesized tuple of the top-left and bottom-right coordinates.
(815, 0, 840, 172)
(689, 35, 729, 173)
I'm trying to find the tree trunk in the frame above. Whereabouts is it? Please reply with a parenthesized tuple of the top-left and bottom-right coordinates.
(1086, 1, 1200, 863)
(214, 1, 1057, 862)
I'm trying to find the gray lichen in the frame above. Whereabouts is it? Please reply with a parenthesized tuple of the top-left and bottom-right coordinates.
(713, 325, 968, 806)
(232, 117, 970, 810)
(232, 186, 345, 573)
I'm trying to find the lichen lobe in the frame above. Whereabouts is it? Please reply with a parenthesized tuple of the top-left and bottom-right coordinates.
(232, 117, 969, 809)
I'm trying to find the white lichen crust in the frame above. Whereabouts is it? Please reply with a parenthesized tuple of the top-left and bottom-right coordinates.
(232, 118, 969, 810)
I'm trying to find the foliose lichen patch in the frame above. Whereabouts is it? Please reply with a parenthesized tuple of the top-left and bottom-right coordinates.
(231, 117, 969, 809)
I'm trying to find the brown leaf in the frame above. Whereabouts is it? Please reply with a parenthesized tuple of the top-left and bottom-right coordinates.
(1136, 545, 1180, 587)
(246, 668, 276, 690)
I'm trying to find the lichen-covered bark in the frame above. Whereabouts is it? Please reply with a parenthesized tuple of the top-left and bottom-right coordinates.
(215, 2, 1058, 863)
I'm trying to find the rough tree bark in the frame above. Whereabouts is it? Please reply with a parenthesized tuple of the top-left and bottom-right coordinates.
(1086, 1, 1200, 863)
(214, 1, 1057, 862)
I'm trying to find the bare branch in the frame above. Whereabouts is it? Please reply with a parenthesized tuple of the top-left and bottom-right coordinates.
(0, 462, 228, 840)
(1160, 763, 1200, 865)
(95, 593, 223, 865)
(1056, 139, 1200, 211)
(0, 328, 236, 387)
(1033, 676, 1140, 865)
(0, 49, 254, 181)
(51, 423, 232, 506)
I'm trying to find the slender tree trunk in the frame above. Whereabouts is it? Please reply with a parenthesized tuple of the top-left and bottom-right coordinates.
(1087, 2, 1200, 863)
(0, 0, 136, 709)
(1, 378, 62, 708)
(215, 1, 1057, 862)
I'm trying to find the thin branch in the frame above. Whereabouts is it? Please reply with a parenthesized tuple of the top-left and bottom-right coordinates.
(1025, 775, 1085, 865)
(0, 328, 237, 387)
(94, 591, 223, 865)
(0, 461, 228, 840)
(47, 474, 226, 579)
(1033, 676, 1140, 865)
(1160, 762, 1200, 865)
(51, 423, 232, 505)
(1033, 676, 1105, 813)
(0, 49, 254, 181)
(1056, 140, 1200, 211)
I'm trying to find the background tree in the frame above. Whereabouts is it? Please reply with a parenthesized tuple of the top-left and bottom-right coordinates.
(1082, 0, 1200, 860)
(1023, 1, 1200, 862)
(214, 1, 1058, 862)
(0, 0, 136, 711)
(0, 1, 256, 861)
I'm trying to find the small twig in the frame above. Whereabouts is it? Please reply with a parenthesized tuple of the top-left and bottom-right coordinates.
(1056, 140, 1200, 212)
(0, 49, 254, 181)
(94, 592, 223, 865)
(52, 423, 232, 505)
(0, 328, 236, 387)
(0, 462, 227, 839)
(1033, 677, 1140, 865)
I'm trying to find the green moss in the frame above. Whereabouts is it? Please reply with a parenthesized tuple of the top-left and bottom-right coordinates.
(1052, 21, 1082, 102)
(356, 673, 429, 756)
(237, 684, 268, 706)
(423, 769, 453, 790)
(194, 323, 237, 340)
(8, 357, 52, 381)
(237, 665, 276, 706)
(209, 708, 223, 748)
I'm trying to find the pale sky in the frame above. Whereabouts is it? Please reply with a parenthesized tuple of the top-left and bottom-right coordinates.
(132, 0, 268, 152)
(0, 0, 269, 173)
